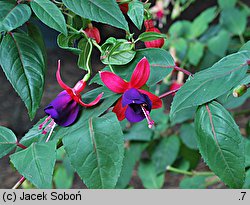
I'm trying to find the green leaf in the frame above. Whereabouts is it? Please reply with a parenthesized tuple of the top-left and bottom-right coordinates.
(116, 142, 147, 188)
(218, 0, 237, 9)
(240, 40, 250, 52)
(138, 32, 166, 42)
(30, 0, 67, 35)
(170, 51, 250, 122)
(0, 2, 31, 32)
(57, 33, 82, 54)
(243, 169, 250, 189)
(127, 1, 144, 30)
(152, 135, 180, 174)
(63, 113, 124, 188)
(101, 38, 136, 65)
(171, 38, 188, 60)
(124, 120, 153, 141)
(169, 20, 192, 39)
(91, 48, 175, 87)
(62, 0, 129, 31)
(138, 160, 165, 189)
(180, 123, 198, 150)
(180, 175, 208, 189)
(27, 22, 47, 64)
(0, 126, 17, 158)
(10, 141, 57, 188)
(207, 29, 231, 57)
(195, 101, 245, 188)
(0, 33, 45, 119)
(187, 41, 204, 66)
(245, 139, 250, 168)
(53, 165, 74, 189)
(189, 6, 217, 38)
(78, 38, 92, 70)
(217, 75, 250, 109)
(180, 143, 200, 169)
(220, 8, 247, 35)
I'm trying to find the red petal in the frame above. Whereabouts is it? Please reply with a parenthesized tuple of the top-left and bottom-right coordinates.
(113, 97, 126, 121)
(56, 60, 72, 92)
(129, 57, 150, 89)
(139, 89, 162, 109)
(99, 71, 129, 93)
(78, 92, 103, 107)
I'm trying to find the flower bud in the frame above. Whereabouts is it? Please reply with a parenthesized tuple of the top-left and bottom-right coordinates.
(169, 81, 183, 96)
(144, 20, 164, 48)
(84, 26, 101, 44)
(233, 85, 247, 97)
(119, 3, 129, 14)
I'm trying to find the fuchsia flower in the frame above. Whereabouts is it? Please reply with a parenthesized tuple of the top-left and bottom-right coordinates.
(100, 57, 162, 128)
(144, 19, 164, 48)
(39, 60, 103, 135)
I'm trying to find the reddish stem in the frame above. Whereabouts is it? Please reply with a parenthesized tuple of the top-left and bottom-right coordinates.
(159, 88, 180, 99)
(16, 142, 27, 149)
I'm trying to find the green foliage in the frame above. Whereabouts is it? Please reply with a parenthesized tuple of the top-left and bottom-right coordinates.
(30, 0, 67, 35)
(127, 1, 144, 30)
(195, 101, 245, 188)
(220, 8, 247, 35)
(62, 113, 124, 188)
(0, 2, 31, 32)
(62, 0, 129, 31)
(10, 141, 57, 188)
(101, 38, 136, 65)
(170, 51, 250, 122)
(138, 160, 165, 189)
(180, 123, 198, 150)
(116, 142, 147, 188)
(0, 126, 17, 158)
(0, 33, 45, 119)
(152, 135, 180, 174)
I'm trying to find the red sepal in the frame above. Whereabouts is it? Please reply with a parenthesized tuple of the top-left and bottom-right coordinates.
(78, 92, 104, 107)
(56, 60, 72, 92)
(99, 71, 129, 93)
(129, 57, 150, 89)
(112, 97, 126, 121)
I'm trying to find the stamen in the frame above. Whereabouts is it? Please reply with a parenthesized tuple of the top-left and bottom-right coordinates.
(38, 116, 51, 130)
(45, 122, 56, 142)
(42, 119, 55, 135)
(140, 105, 154, 129)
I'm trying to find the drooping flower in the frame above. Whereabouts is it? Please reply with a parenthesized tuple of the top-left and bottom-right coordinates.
(100, 57, 162, 128)
(39, 60, 103, 139)
(144, 19, 165, 48)
(84, 24, 101, 44)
